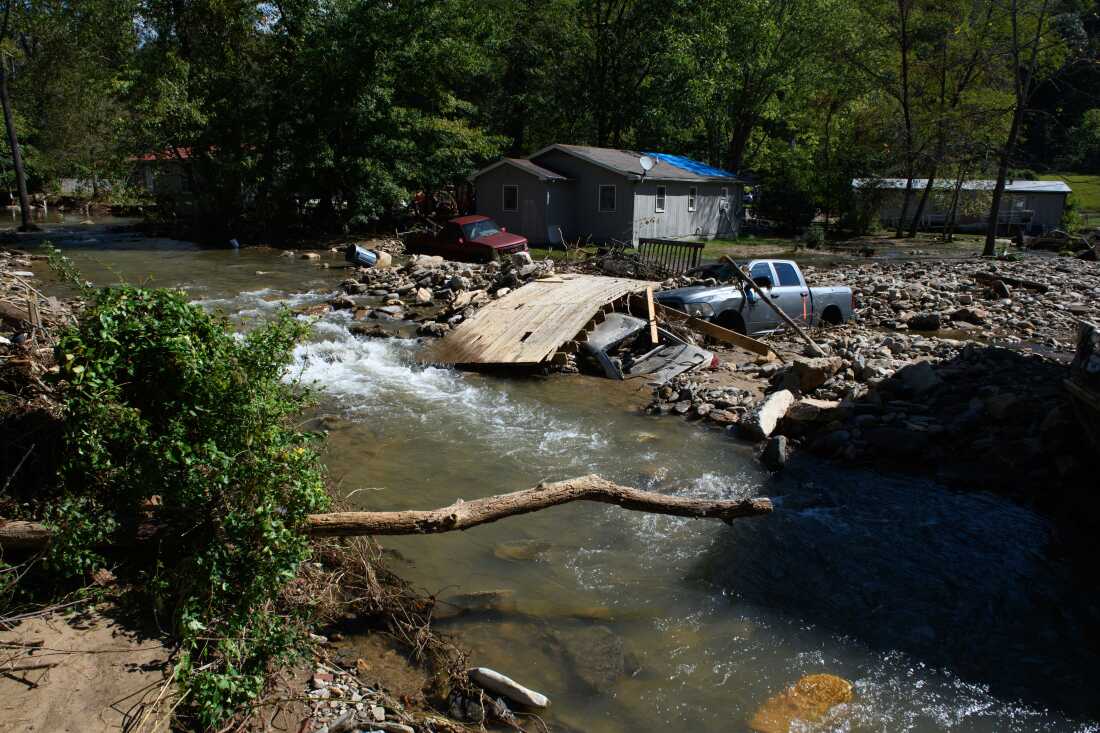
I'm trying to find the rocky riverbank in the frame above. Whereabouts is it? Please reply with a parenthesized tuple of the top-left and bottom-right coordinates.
(647, 253, 1099, 537)
(297, 252, 556, 340)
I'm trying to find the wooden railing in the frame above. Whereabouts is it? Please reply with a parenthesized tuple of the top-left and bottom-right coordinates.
(636, 238, 705, 276)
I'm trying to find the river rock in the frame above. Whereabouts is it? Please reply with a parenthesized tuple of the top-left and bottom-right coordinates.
(748, 673, 853, 733)
(415, 287, 433, 304)
(329, 295, 356, 310)
(898, 361, 942, 394)
(297, 303, 330, 316)
(762, 435, 788, 470)
(417, 321, 449, 337)
(785, 397, 839, 423)
(493, 540, 553, 562)
(741, 389, 796, 440)
(300, 252, 322, 260)
(511, 251, 533, 267)
(467, 667, 549, 709)
(781, 356, 842, 393)
(907, 312, 941, 331)
(951, 306, 988, 325)
(444, 589, 516, 615)
(558, 625, 626, 693)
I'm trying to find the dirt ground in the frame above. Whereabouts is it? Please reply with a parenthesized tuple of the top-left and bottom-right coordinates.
(0, 606, 173, 732)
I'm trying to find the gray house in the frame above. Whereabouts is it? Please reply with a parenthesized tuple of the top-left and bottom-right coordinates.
(470, 144, 743, 245)
(854, 178, 1071, 234)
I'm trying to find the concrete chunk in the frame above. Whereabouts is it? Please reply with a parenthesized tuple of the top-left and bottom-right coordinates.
(741, 389, 796, 440)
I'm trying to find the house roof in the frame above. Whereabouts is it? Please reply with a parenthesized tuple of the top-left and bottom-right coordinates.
(470, 157, 570, 182)
(853, 178, 1072, 194)
(530, 144, 740, 182)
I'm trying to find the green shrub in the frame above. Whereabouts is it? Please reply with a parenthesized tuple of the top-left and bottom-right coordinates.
(47, 285, 329, 728)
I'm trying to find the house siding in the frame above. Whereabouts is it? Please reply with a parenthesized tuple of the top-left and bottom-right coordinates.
(633, 181, 740, 241)
(474, 165, 553, 244)
(531, 149, 636, 243)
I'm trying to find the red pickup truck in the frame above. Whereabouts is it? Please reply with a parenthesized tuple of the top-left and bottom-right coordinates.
(405, 215, 529, 263)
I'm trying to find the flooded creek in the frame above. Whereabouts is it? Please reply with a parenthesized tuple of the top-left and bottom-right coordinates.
(22, 220, 1100, 732)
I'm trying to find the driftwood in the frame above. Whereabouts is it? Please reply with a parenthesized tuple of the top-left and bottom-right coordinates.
(0, 476, 772, 553)
(973, 271, 1049, 293)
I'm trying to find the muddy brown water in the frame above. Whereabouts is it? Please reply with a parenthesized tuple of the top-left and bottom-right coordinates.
(18, 218, 1100, 732)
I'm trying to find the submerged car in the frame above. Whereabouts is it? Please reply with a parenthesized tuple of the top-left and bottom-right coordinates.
(657, 258, 854, 335)
(405, 215, 529, 263)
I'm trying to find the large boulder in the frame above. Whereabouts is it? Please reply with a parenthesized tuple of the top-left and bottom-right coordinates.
(740, 390, 796, 440)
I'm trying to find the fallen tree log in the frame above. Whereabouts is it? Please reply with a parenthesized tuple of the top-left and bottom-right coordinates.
(973, 271, 1049, 293)
(0, 475, 772, 553)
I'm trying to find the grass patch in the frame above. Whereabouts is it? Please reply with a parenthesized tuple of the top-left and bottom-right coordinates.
(527, 244, 601, 262)
(697, 236, 802, 260)
(1039, 172, 1100, 212)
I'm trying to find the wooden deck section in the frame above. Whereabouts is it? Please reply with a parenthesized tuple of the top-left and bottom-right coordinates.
(422, 274, 656, 366)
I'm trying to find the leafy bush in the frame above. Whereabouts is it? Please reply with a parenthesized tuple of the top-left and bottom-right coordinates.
(1061, 191, 1083, 232)
(47, 285, 329, 728)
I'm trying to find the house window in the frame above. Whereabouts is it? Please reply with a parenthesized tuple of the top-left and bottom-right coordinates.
(688, 186, 697, 212)
(655, 185, 666, 213)
(598, 184, 616, 212)
(502, 185, 518, 212)
(720, 187, 729, 211)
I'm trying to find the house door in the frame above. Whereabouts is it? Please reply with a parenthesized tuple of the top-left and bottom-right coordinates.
(521, 199, 538, 242)
(718, 189, 735, 236)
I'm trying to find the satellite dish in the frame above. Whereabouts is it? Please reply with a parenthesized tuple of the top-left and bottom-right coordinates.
(639, 155, 655, 172)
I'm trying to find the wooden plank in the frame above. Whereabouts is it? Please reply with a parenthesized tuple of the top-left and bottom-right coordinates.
(645, 288, 658, 346)
(643, 299, 777, 359)
(423, 274, 656, 365)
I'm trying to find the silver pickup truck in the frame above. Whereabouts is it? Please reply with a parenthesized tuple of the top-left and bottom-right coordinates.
(656, 259, 854, 335)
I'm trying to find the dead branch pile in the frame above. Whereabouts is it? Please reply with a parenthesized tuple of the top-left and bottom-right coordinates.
(1, 250, 82, 516)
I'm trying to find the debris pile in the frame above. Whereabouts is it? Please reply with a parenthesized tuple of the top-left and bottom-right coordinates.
(651, 323, 1092, 505)
(0, 250, 75, 407)
(800, 256, 1098, 350)
(304, 663, 419, 733)
(305, 253, 556, 336)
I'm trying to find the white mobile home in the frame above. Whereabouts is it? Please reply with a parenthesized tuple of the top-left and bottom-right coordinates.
(854, 178, 1071, 235)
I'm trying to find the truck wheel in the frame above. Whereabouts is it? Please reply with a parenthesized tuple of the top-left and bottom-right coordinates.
(717, 311, 746, 335)
(486, 249, 502, 264)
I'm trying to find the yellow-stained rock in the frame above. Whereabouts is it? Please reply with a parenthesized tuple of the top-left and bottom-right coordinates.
(749, 673, 853, 733)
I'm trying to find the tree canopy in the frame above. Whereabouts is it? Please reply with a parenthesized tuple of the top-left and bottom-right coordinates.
(1, 0, 1096, 236)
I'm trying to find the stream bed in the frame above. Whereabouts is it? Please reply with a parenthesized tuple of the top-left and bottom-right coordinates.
(22, 219, 1100, 732)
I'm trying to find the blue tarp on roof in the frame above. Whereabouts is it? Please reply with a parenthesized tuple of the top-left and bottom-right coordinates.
(646, 152, 737, 179)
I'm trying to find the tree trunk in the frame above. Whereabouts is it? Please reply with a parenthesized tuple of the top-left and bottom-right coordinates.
(984, 106, 1022, 256)
(945, 171, 965, 242)
(0, 475, 773, 553)
(0, 61, 34, 232)
(894, 175, 915, 238)
(908, 166, 937, 237)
